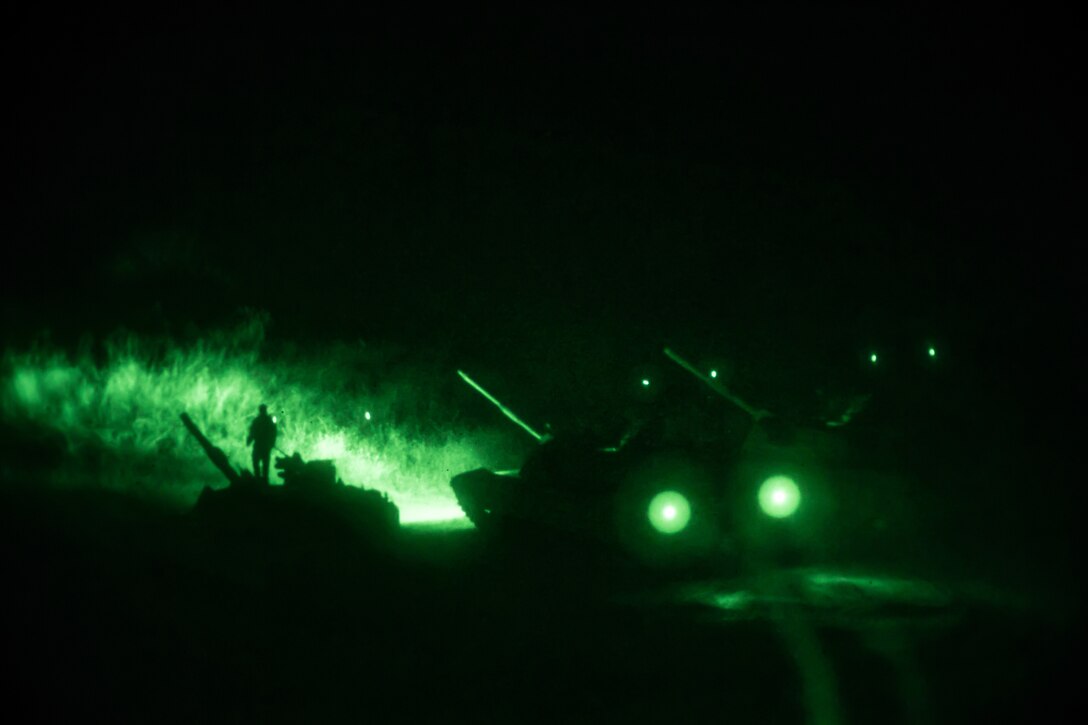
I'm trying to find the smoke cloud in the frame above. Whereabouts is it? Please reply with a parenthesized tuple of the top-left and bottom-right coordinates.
(2, 315, 522, 524)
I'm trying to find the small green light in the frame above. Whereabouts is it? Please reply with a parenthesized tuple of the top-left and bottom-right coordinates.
(364, 411, 372, 421)
(928, 347, 936, 358)
(648, 491, 691, 534)
(709, 370, 718, 379)
(272, 416, 277, 424)
(870, 353, 878, 364)
(758, 475, 801, 518)
(641, 378, 650, 387)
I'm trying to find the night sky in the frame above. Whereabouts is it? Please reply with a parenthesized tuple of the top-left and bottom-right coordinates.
(5, 7, 1079, 417)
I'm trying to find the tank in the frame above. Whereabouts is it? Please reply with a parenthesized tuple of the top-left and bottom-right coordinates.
(180, 412, 400, 542)
(449, 372, 740, 568)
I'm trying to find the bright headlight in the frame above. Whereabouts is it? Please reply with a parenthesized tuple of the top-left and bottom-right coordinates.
(647, 490, 691, 534)
(758, 475, 801, 518)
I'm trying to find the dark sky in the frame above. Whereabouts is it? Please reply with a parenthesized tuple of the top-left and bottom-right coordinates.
(5, 7, 1078, 372)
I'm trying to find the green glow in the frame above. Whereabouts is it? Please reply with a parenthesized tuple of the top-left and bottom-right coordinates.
(711, 590, 752, 610)
(709, 369, 718, 379)
(928, 347, 936, 358)
(399, 503, 473, 526)
(2, 317, 495, 523)
(641, 378, 650, 387)
(313, 432, 349, 459)
(758, 475, 801, 518)
(869, 352, 878, 364)
(13, 370, 41, 406)
(647, 490, 691, 534)
(803, 571, 951, 608)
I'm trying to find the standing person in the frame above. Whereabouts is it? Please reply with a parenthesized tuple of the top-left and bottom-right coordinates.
(247, 404, 277, 483)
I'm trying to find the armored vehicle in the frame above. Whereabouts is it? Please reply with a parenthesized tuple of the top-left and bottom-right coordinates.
(449, 364, 758, 568)
(180, 412, 399, 543)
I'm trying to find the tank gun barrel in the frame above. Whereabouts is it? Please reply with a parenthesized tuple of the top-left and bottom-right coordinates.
(180, 412, 242, 485)
(457, 370, 545, 442)
(662, 347, 772, 422)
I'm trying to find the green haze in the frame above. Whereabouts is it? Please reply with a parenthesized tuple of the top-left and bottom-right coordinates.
(2, 317, 517, 524)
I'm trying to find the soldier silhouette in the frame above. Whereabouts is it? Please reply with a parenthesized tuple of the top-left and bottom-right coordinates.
(246, 404, 277, 483)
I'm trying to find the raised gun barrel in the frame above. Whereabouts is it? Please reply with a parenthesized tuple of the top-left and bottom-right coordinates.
(180, 412, 242, 486)
(663, 347, 773, 422)
(457, 370, 546, 442)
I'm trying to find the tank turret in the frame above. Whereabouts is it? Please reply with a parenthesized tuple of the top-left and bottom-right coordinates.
(180, 411, 400, 540)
